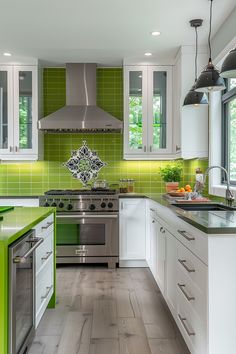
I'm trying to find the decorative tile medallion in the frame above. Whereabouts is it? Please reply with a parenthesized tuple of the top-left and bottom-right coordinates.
(63, 141, 107, 185)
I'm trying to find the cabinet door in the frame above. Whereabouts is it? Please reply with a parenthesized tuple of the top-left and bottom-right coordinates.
(13, 66, 38, 155)
(165, 230, 177, 314)
(119, 199, 146, 260)
(0, 66, 14, 154)
(124, 66, 148, 156)
(147, 66, 172, 154)
(156, 220, 166, 294)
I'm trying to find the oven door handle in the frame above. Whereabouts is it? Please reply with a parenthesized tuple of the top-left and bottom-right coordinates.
(56, 214, 118, 219)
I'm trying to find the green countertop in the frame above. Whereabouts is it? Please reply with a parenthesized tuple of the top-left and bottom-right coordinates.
(0, 207, 55, 246)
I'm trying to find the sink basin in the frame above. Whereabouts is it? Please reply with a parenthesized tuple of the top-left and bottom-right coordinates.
(173, 203, 236, 212)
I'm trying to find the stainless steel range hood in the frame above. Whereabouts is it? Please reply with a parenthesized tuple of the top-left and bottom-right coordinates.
(38, 63, 123, 132)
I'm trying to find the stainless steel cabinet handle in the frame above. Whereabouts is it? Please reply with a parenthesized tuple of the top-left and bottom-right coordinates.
(160, 227, 165, 234)
(178, 314, 195, 336)
(41, 251, 53, 261)
(75, 249, 88, 255)
(152, 220, 156, 223)
(13, 237, 44, 263)
(178, 259, 195, 273)
(9, 146, 13, 152)
(176, 145, 181, 152)
(150, 208, 156, 212)
(150, 145, 152, 152)
(143, 145, 147, 152)
(177, 283, 195, 301)
(178, 230, 195, 241)
(42, 221, 54, 230)
(41, 285, 53, 301)
(14, 146, 19, 152)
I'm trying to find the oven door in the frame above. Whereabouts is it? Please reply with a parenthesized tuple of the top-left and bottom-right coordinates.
(56, 212, 118, 257)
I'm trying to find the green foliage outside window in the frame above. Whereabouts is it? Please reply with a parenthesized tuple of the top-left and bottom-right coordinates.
(19, 96, 32, 149)
(129, 95, 164, 149)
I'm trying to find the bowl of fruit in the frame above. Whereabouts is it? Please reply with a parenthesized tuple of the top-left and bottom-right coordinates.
(168, 184, 192, 197)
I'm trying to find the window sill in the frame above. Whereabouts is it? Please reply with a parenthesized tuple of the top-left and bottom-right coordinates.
(210, 184, 236, 199)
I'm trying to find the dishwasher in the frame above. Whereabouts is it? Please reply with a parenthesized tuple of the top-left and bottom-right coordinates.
(8, 230, 44, 354)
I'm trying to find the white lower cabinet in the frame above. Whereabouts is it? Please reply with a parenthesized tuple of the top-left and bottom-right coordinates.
(33, 213, 54, 328)
(119, 198, 147, 267)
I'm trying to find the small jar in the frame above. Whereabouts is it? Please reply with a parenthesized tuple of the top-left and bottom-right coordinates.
(119, 179, 128, 193)
(127, 179, 135, 193)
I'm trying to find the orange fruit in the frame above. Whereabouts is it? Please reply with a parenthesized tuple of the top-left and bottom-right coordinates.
(185, 184, 191, 190)
(180, 187, 185, 192)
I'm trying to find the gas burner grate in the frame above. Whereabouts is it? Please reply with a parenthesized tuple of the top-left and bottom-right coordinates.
(44, 189, 117, 196)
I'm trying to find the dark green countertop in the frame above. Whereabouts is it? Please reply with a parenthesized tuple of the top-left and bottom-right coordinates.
(0, 207, 55, 246)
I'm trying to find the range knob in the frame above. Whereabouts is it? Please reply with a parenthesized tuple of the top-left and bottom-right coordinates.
(108, 202, 113, 208)
(58, 202, 64, 209)
(67, 203, 73, 211)
(89, 204, 96, 211)
(44, 201, 50, 207)
(51, 201, 57, 207)
(101, 202, 106, 208)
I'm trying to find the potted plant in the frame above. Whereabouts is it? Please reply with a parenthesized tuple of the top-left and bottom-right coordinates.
(159, 164, 183, 192)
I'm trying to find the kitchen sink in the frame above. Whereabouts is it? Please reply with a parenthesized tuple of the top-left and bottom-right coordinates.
(173, 203, 236, 212)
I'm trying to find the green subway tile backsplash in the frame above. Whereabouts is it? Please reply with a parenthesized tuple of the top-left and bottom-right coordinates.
(0, 68, 208, 196)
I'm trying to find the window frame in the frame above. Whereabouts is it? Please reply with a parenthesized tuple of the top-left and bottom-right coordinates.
(222, 80, 236, 185)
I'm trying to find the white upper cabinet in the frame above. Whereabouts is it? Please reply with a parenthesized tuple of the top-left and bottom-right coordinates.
(173, 46, 209, 159)
(124, 65, 173, 160)
(0, 64, 42, 160)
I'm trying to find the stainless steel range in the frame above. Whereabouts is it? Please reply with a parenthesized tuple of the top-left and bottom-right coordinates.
(39, 189, 119, 268)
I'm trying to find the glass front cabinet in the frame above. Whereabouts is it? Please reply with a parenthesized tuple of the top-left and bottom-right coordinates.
(0, 65, 39, 160)
(124, 65, 173, 159)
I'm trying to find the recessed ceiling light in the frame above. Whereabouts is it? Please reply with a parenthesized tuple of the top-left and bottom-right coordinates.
(3, 52, 12, 56)
(151, 31, 161, 36)
(145, 52, 152, 56)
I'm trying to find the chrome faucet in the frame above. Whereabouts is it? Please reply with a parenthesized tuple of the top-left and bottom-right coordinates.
(203, 166, 235, 206)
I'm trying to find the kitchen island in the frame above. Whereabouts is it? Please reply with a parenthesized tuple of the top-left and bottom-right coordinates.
(0, 207, 56, 354)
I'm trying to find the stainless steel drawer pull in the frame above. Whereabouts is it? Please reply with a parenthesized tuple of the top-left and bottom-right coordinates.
(160, 227, 165, 234)
(42, 251, 53, 261)
(178, 259, 195, 273)
(177, 283, 195, 301)
(178, 314, 195, 336)
(41, 285, 53, 301)
(178, 230, 195, 241)
(13, 237, 44, 263)
(75, 249, 88, 255)
(42, 221, 54, 230)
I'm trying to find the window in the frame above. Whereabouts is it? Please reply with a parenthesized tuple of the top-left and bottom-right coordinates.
(222, 78, 236, 183)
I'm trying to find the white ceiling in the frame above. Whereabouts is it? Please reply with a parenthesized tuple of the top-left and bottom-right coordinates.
(0, 0, 235, 66)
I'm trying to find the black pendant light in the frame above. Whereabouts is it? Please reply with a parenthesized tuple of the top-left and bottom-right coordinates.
(195, 0, 225, 93)
(183, 19, 208, 106)
(220, 48, 236, 78)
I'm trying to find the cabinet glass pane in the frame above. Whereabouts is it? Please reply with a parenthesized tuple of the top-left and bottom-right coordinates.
(0, 71, 8, 149)
(19, 71, 32, 149)
(152, 71, 166, 149)
(129, 71, 143, 149)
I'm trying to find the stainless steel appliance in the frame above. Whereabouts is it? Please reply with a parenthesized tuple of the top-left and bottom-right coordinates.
(39, 190, 119, 268)
(9, 230, 44, 354)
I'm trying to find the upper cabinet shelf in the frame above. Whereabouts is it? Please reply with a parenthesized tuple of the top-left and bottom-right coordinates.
(123, 65, 173, 160)
(0, 64, 42, 161)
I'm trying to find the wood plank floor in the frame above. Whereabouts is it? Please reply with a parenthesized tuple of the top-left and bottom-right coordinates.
(29, 266, 190, 354)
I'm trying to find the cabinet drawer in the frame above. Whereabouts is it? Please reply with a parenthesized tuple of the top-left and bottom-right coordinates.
(177, 242, 207, 293)
(176, 291, 207, 354)
(35, 230, 54, 276)
(177, 264, 207, 325)
(35, 257, 54, 327)
(34, 214, 54, 238)
(154, 204, 208, 264)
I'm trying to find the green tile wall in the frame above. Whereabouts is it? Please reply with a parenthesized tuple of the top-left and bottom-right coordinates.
(0, 68, 208, 196)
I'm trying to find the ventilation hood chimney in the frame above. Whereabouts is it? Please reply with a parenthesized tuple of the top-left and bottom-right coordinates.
(38, 63, 123, 132)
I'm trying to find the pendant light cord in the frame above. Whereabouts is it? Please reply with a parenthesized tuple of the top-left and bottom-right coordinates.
(195, 26, 198, 81)
(208, 0, 213, 62)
